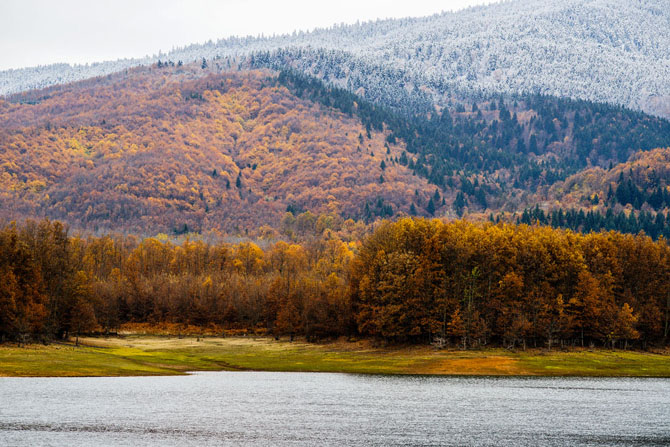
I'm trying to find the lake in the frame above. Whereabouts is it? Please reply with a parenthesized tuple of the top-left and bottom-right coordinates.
(1, 372, 668, 446)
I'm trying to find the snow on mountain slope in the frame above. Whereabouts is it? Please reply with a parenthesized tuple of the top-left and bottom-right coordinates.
(2, 0, 670, 117)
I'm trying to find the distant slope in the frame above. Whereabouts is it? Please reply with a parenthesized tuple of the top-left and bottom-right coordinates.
(548, 147, 670, 212)
(2, 0, 670, 118)
(2, 63, 670, 234)
(0, 66, 435, 233)
(491, 147, 670, 239)
(274, 70, 670, 215)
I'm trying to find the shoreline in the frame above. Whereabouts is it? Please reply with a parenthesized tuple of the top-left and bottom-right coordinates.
(1, 336, 669, 378)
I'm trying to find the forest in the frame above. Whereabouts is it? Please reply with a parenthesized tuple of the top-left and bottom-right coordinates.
(507, 206, 670, 240)
(0, 67, 436, 233)
(275, 68, 670, 192)
(2, 218, 669, 349)
(3, 64, 670, 238)
(548, 147, 670, 210)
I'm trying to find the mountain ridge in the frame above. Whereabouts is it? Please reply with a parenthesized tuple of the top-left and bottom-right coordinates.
(2, 0, 669, 118)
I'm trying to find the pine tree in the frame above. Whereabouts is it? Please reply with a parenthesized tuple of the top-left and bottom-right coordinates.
(454, 192, 466, 217)
(529, 134, 538, 154)
(427, 198, 436, 215)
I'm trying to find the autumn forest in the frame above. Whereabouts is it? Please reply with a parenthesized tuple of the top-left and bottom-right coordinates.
(2, 61, 670, 350)
(1, 218, 669, 349)
(6, 4, 670, 446)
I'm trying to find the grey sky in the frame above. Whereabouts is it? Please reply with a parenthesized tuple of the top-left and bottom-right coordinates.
(0, 0, 492, 71)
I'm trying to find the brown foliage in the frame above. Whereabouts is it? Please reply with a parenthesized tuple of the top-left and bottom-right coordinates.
(0, 67, 433, 234)
(350, 218, 670, 348)
(1, 218, 669, 349)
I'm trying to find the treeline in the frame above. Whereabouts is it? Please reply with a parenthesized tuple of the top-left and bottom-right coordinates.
(513, 206, 670, 240)
(1, 219, 670, 349)
(0, 219, 354, 344)
(607, 171, 670, 211)
(351, 218, 670, 349)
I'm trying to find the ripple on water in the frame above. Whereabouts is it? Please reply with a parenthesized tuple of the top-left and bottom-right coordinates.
(1, 372, 669, 446)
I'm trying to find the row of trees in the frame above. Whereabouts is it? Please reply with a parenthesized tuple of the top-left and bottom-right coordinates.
(513, 206, 670, 241)
(0, 219, 354, 344)
(351, 218, 670, 348)
(2, 219, 670, 349)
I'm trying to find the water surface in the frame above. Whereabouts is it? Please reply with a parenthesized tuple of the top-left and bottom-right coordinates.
(1, 372, 668, 446)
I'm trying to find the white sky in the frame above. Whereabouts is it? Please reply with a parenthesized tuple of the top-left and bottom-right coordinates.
(0, 0, 492, 71)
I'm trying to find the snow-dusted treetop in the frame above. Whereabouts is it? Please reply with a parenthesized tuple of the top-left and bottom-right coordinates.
(2, 0, 669, 117)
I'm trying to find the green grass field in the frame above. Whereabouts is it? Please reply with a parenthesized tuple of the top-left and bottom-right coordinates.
(1, 336, 669, 377)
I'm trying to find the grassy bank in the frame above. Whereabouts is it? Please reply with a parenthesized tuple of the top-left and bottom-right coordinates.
(1, 336, 669, 377)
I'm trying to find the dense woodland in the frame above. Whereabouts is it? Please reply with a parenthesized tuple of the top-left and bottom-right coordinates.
(0, 67, 437, 233)
(2, 218, 669, 349)
(3, 56, 670, 352)
(549, 147, 670, 211)
(275, 69, 670, 206)
(3, 64, 670, 238)
(511, 207, 670, 241)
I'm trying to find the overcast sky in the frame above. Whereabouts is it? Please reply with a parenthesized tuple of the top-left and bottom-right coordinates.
(0, 0, 492, 71)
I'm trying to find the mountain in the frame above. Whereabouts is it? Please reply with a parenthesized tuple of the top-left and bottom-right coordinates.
(0, 66, 436, 234)
(2, 61, 670, 236)
(2, 0, 670, 118)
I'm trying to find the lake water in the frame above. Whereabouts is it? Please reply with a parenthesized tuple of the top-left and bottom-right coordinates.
(1, 372, 669, 446)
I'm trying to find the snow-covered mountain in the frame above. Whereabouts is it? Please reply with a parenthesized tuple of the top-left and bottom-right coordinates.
(2, 0, 670, 117)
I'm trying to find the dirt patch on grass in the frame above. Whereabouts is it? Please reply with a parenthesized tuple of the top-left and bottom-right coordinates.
(424, 356, 529, 375)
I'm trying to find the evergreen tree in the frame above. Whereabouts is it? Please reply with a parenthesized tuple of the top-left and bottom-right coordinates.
(454, 192, 466, 217)
(427, 198, 436, 216)
(529, 134, 538, 154)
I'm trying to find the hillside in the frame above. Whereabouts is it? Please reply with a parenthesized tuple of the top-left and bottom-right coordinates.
(0, 65, 435, 234)
(2, 0, 670, 118)
(484, 148, 670, 239)
(546, 147, 670, 214)
(277, 70, 670, 215)
(2, 62, 670, 235)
